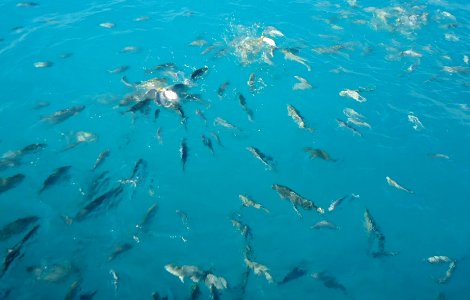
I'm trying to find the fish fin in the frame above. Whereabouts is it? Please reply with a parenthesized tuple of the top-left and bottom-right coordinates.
(292, 205, 302, 218)
(179, 276, 185, 283)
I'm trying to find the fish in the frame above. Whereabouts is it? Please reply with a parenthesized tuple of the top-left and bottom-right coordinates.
(247, 73, 256, 93)
(74, 185, 125, 221)
(442, 66, 469, 74)
(176, 210, 191, 231)
(217, 81, 229, 98)
(0, 174, 25, 194)
(41, 105, 85, 124)
(135, 203, 158, 231)
(83, 171, 110, 200)
(209, 285, 220, 300)
(187, 284, 201, 300)
(239, 93, 254, 121)
(134, 16, 149, 22)
(281, 49, 311, 71)
(108, 243, 133, 261)
(156, 128, 163, 144)
(231, 219, 252, 241)
(272, 184, 324, 216)
(400, 49, 422, 57)
(436, 292, 446, 300)
(312, 272, 347, 293)
(278, 267, 307, 285)
(79, 290, 97, 300)
(92, 150, 110, 171)
(62, 131, 97, 152)
(189, 39, 207, 47)
(214, 117, 240, 131)
(304, 147, 336, 162)
(164, 264, 205, 283)
(263, 26, 284, 37)
(239, 195, 270, 213)
(38, 166, 71, 194)
(364, 209, 397, 257)
(154, 108, 160, 122)
(336, 118, 362, 137)
(20, 143, 47, 155)
(64, 279, 81, 300)
(126, 98, 151, 114)
(312, 220, 337, 230)
(120, 46, 140, 53)
(244, 258, 273, 283)
(293, 76, 312, 90)
(191, 66, 209, 81)
(99, 22, 115, 29)
(339, 89, 366, 102)
(348, 117, 371, 128)
(201, 45, 218, 55)
(202, 135, 214, 154)
(430, 153, 450, 160)
(204, 273, 228, 290)
(211, 132, 223, 146)
(437, 261, 457, 284)
(287, 105, 314, 132)
(180, 138, 188, 171)
(385, 176, 414, 194)
(246, 146, 275, 170)
(407, 112, 424, 130)
(16, 2, 39, 7)
(33, 61, 53, 68)
(426, 256, 452, 264)
(195, 109, 207, 125)
(328, 194, 358, 212)
(464, 55, 469, 65)
(152, 291, 169, 300)
(1, 224, 40, 278)
(0, 216, 39, 241)
(110, 269, 119, 294)
(108, 65, 129, 74)
(27, 261, 76, 282)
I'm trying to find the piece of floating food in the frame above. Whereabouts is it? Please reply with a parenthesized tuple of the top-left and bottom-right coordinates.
(339, 89, 366, 102)
(99, 22, 115, 29)
(293, 76, 312, 90)
(385, 176, 414, 194)
(33, 61, 53, 68)
(287, 104, 314, 132)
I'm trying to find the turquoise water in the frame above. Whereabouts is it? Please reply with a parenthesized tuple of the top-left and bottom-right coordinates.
(1, 0, 470, 299)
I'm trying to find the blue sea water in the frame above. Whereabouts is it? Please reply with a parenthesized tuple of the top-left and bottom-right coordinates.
(1, 0, 470, 299)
